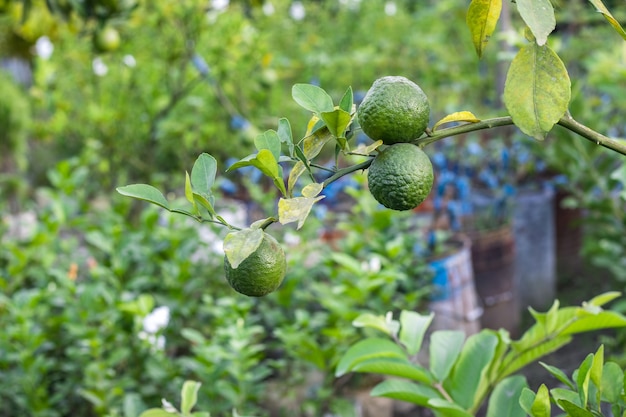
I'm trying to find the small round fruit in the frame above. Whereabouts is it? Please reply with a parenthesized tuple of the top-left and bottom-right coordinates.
(93, 26, 121, 52)
(367, 143, 434, 211)
(224, 233, 286, 297)
(358, 76, 430, 145)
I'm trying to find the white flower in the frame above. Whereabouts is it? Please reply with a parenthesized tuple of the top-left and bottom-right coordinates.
(262, 1, 275, 15)
(142, 306, 170, 334)
(211, 0, 229, 11)
(35, 36, 54, 60)
(289, 1, 305, 20)
(384, 1, 397, 16)
(122, 54, 136, 67)
(92, 57, 108, 76)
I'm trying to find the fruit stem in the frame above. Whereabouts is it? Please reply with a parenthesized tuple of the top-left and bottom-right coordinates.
(322, 159, 373, 187)
(415, 114, 626, 157)
(557, 112, 626, 156)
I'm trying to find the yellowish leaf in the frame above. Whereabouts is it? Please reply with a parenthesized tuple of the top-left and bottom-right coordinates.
(432, 111, 481, 132)
(466, 0, 503, 58)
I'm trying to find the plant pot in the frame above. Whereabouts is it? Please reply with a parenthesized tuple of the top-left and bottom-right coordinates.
(428, 235, 482, 336)
(469, 225, 520, 337)
(513, 185, 556, 311)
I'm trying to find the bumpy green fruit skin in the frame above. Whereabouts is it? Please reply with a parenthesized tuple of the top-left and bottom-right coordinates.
(224, 233, 286, 297)
(367, 143, 434, 211)
(358, 76, 430, 145)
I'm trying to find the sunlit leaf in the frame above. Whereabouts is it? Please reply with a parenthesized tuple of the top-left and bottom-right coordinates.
(432, 111, 481, 132)
(351, 140, 383, 156)
(335, 338, 407, 377)
(277, 118, 294, 157)
(427, 399, 475, 417)
(352, 357, 432, 384)
(302, 182, 323, 198)
(278, 196, 325, 229)
(254, 130, 281, 162)
(430, 330, 465, 382)
(223, 228, 264, 269)
(116, 184, 170, 210)
(181, 381, 201, 415)
(292, 84, 334, 114)
(353, 313, 396, 336)
(466, 0, 503, 57)
(504, 43, 571, 140)
(399, 311, 433, 356)
(321, 108, 353, 139)
(339, 86, 354, 113)
(588, 0, 626, 41)
(191, 153, 217, 195)
(516, 0, 555, 46)
(138, 409, 174, 417)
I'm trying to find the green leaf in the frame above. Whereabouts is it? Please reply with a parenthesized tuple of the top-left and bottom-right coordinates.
(254, 130, 281, 162)
(352, 357, 432, 384)
(551, 387, 582, 407)
(301, 125, 334, 160)
(335, 338, 407, 377)
(339, 86, 353, 113)
(501, 336, 571, 377)
(429, 330, 465, 382)
(116, 184, 170, 210)
(278, 196, 325, 229)
(223, 228, 264, 269)
(432, 111, 481, 132)
(277, 118, 294, 157)
(191, 413, 210, 417)
(556, 399, 594, 417)
(444, 331, 499, 410)
(486, 376, 528, 417)
(530, 384, 551, 417)
(587, 291, 621, 307)
(576, 353, 594, 407)
(518, 388, 536, 416)
(138, 410, 174, 417)
(185, 172, 195, 207)
(191, 153, 217, 196)
(192, 192, 217, 218)
(320, 108, 352, 140)
(588, 0, 626, 41)
(353, 313, 398, 337)
(539, 361, 575, 389)
(292, 84, 334, 114)
(601, 362, 624, 403)
(503, 43, 571, 140)
(181, 381, 201, 415)
(590, 345, 604, 390)
(399, 311, 433, 356)
(515, 0, 555, 46)
(466, 0, 503, 58)
(561, 310, 626, 336)
(227, 150, 287, 196)
(427, 399, 475, 417)
(370, 379, 440, 407)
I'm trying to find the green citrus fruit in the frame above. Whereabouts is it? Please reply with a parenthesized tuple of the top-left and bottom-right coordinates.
(358, 76, 430, 145)
(94, 26, 121, 52)
(367, 143, 434, 211)
(224, 233, 286, 297)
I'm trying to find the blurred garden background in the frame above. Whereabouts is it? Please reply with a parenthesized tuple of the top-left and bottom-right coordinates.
(1, 0, 626, 416)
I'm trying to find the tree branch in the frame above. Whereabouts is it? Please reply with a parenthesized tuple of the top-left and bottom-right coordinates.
(557, 112, 626, 156)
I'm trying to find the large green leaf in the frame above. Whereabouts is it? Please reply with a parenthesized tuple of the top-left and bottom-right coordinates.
(292, 84, 334, 114)
(223, 228, 264, 269)
(588, 0, 626, 41)
(339, 86, 353, 113)
(181, 381, 201, 415)
(335, 338, 407, 377)
(370, 379, 440, 406)
(557, 399, 594, 417)
(539, 361, 575, 390)
(190, 153, 217, 196)
(515, 0, 555, 45)
(138, 410, 174, 417)
(576, 353, 593, 408)
(399, 311, 433, 356)
(503, 43, 571, 140)
(429, 330, 465, 382)
(351, 357, 432, 384)
(486, 376, 528, 417)
(587, 291, 621, 307)
(444, 331, 499, 410)
(529, 384, 551, 417)
(277, 118, 294, 157)
(466, 0, 502, 58)
(116, 184, 170, 210)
